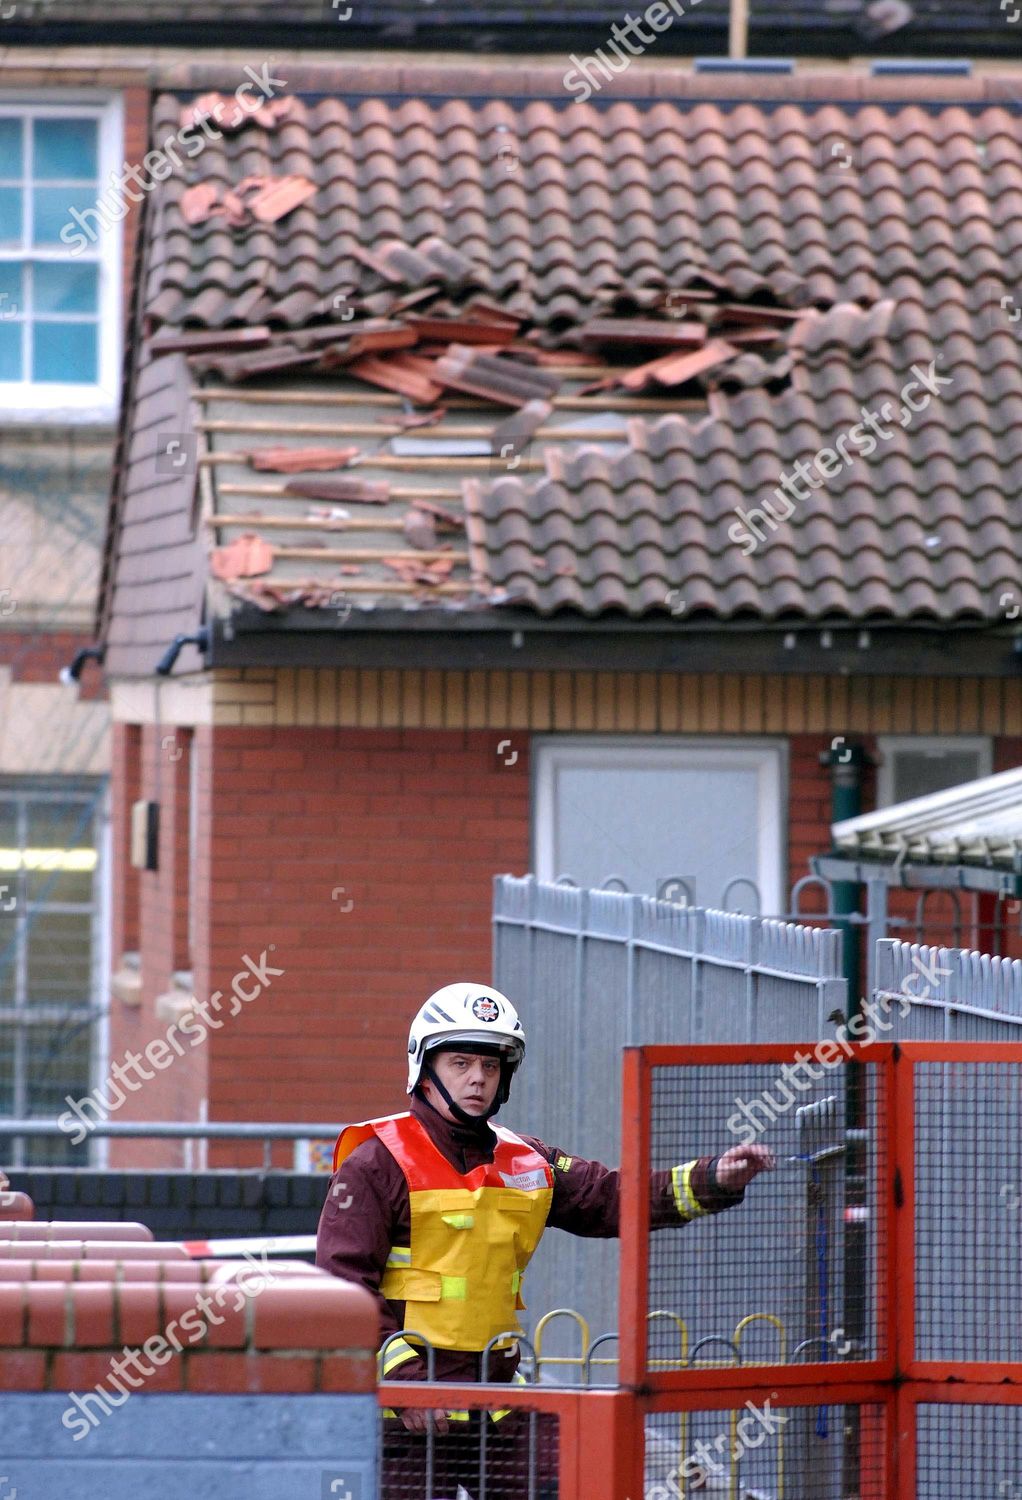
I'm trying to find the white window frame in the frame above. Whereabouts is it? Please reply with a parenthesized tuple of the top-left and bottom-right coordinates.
(876, 735, 992, 809)
(533, 736, 788, 915)
(0, 91, 123, 422)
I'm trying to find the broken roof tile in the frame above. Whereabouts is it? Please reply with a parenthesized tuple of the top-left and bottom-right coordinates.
(248, 176, 317, 224)
(210, 533, 275, 581)
(433, 346, 561, 407)
(610, 340, 741, 394)
(249, 447, 361, 473)
(282, 478, 391, 504)
(347, 352, 445, 405)
(577, 318, 709, 349)
(179, 181, 220, 226)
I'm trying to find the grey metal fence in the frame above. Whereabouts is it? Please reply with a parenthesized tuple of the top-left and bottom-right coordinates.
(874, 938, 1022, 1381)
(492, 874, 848, 1355)
(874, 937, 1022, 1040)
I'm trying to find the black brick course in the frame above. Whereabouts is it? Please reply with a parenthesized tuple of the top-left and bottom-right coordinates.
(4, 1171, 329, 1249)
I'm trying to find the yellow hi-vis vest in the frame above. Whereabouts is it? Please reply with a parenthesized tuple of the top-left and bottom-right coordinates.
(333, 1111, 554, 1354)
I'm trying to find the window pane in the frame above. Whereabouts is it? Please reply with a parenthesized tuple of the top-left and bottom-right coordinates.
(31, 185, 100, 247)
(0, 319, 22, 381)
(25, 798, 96, 903)
(0, 1022, 13, 1113)
(33, 118, 98, 182)
(0, 118, 23, 178)
(0, 186, 23, 246)
(25, 1020, 92, 1160)
(892, 751, 983, 804)
(0, 262, 24, 314)
(26, 910, 92, 1006)
(34, 261, 98, 315)
(32, 320, 98, 383)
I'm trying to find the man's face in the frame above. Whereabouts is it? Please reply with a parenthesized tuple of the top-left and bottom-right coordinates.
(423, 1049, 501, 1120)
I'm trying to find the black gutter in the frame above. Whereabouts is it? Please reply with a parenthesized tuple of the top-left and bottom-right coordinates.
(209, 613, 1022, 677)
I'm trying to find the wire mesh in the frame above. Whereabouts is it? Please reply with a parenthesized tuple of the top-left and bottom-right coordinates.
(379, 1401, 560, 1500)
(646, 1059, 885, 1373)
(915, 1060, 1022, 1363)
(644, 1400, 887, 1499)
(916, 1402, 1022, 1496)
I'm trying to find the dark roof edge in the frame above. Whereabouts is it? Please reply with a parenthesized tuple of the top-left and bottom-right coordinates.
(147, 60, 1022, 107)
(207, 615, 1022, 679)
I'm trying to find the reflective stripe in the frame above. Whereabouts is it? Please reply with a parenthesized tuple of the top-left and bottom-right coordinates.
(671, 1161, 707, 1222)
(510, 1269, 522, 1294)
(440, 1212, 474, 1229)
(380, 1337, 424, 1377)
(383, 1367, 528, 1425)
(440, 1274, 468, 1300)
(385, 1245, 411, 1267)
(491, 1369, 529, 1422)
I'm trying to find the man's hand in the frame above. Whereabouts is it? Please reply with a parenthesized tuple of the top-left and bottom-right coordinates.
(400, 1407, 450, 1434)
(714, 1143, 775, 1191)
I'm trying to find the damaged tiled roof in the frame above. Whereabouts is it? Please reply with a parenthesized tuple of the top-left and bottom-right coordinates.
(146, 91, 1020, 332)
(464, 286, 1020, 619)
(6, 0, 1017, 53)
(101, 74, 1022, 671)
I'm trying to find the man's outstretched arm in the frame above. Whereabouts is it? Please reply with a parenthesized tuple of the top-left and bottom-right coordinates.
(524, 1137, 774, 1237)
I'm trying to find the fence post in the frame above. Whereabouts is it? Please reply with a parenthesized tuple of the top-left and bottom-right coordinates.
(618, 1047, 650, 1393)
(574, 1389, 644, 1500)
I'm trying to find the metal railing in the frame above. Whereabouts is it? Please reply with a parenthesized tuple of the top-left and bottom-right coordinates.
(0, 1119, 342, 1171)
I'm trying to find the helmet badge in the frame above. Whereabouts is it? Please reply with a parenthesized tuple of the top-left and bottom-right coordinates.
(472, 996, 500, 1022)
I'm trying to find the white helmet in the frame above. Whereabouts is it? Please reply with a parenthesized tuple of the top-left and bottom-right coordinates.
(407, 982, 525, 1105)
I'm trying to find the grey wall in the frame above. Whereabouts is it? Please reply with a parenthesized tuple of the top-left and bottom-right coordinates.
(3, 1393, 377, 1500)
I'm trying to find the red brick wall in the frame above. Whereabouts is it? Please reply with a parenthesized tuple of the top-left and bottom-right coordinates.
(202, 726, 530, 1159)
(107, 723, 208, 1169)
(109, 722, 140, 963)
(121, 86, 149, 315)
(0, 632, 106, 700)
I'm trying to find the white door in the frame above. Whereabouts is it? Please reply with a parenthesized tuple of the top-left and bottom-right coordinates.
(533, 737, 787, 914)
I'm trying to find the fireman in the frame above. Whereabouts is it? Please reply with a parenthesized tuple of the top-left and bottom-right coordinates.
(316, 983, 774, 1498)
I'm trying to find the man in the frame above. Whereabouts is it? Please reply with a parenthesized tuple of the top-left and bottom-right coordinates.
(316, 982, 773, 1498)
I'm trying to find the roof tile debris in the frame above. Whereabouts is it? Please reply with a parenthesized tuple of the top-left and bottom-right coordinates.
(249, 447, 361, 473)
(179, 93, 296, 136)
(210, 533, 275, 580)
(179, 174, 316, 229)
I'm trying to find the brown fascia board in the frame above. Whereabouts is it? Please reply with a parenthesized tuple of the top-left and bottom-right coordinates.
(206, 613, 1019, 679)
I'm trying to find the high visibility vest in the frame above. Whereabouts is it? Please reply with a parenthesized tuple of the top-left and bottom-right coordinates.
(333, 1111, 554, 1354)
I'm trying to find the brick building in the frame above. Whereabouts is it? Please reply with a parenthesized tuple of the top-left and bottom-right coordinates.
(87, 59, 1022, 1165)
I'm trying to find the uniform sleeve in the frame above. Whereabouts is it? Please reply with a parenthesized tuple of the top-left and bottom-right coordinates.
(519, 1136, 745, 1239)
(315, 1141, 405, 1352)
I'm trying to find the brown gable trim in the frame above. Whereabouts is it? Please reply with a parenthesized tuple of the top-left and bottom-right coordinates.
(150, 61, 1022, 108)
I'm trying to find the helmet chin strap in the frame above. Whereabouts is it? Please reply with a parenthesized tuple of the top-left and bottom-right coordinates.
(421, 1060, 502, 1126)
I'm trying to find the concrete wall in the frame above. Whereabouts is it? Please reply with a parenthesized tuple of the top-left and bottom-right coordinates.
(3, 1392, 377, 1500)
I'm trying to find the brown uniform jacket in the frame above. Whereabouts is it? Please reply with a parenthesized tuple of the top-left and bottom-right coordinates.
(315, 1093, 745, 1384)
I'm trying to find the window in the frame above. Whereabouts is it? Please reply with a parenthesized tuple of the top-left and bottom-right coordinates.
(533, 737, 787, 915)
(0, 779, 107, 1165)
(876, 736, 992, 808)
(0, 97, 122, 418)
